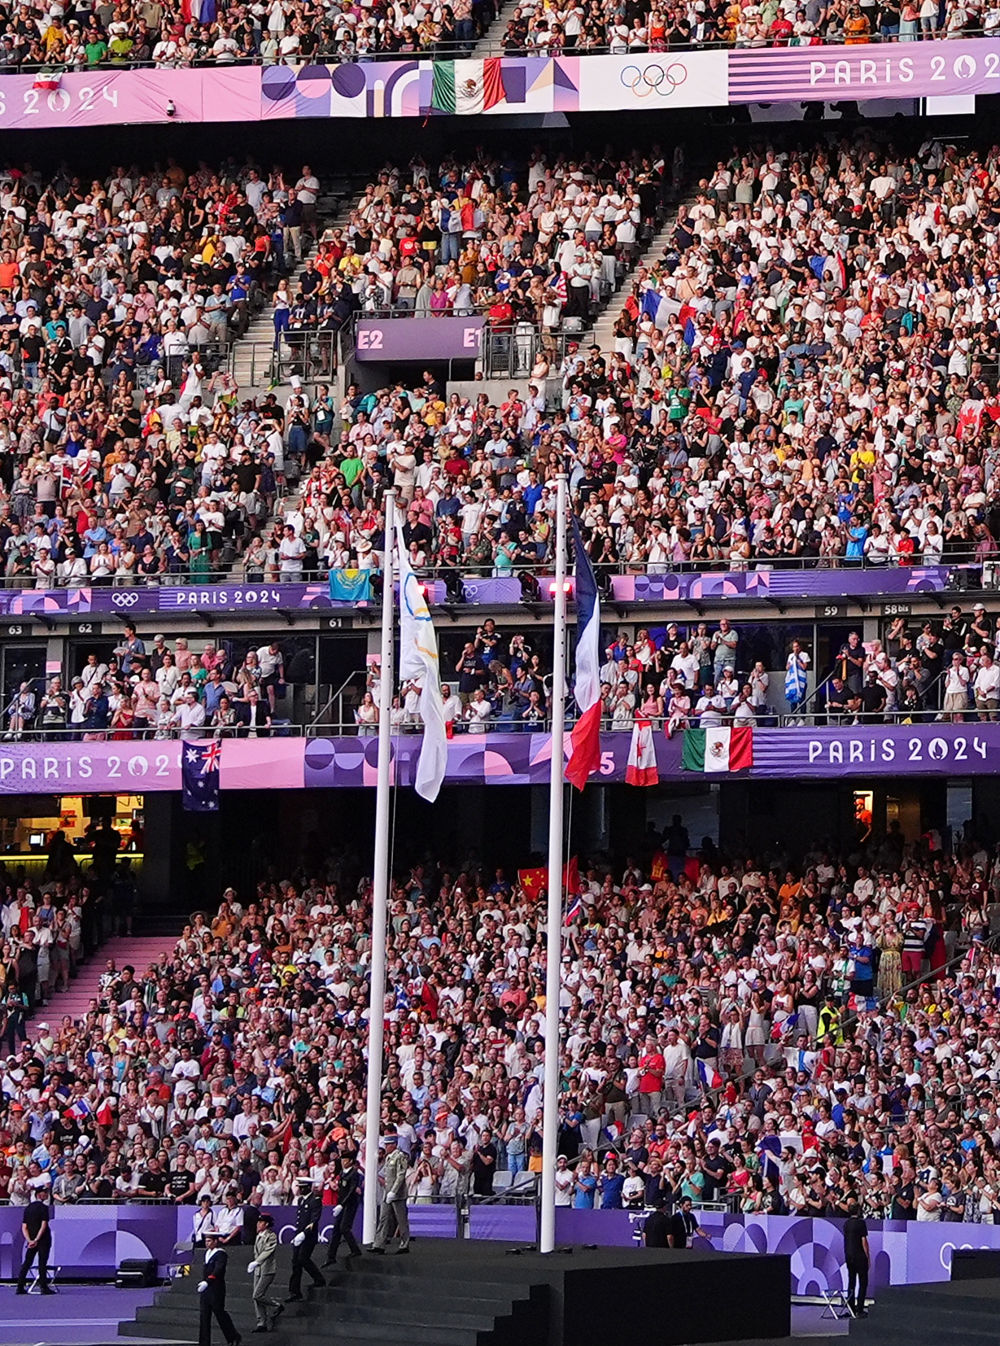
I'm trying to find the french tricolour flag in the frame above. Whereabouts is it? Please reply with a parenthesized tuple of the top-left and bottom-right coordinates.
(697, 1060, 722, 1091)
(566, 518, 602, 792)
(641, 287, 680, 331)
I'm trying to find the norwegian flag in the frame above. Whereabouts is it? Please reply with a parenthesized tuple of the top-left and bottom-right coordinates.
(182, 739, 221, 813)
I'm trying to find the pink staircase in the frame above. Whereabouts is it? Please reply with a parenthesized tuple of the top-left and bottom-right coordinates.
(31, 935, 173, 1028)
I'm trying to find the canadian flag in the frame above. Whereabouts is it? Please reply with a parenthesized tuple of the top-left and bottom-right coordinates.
(625, 718, 658, 787)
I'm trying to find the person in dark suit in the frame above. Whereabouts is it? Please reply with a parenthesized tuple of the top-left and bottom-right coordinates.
(199, 1232, 241, 1346)
(843, 1201, 870, 1318)
(236, 690, 272, 738)
(668, 1196, 708, 1249)
(286, 1179, 325, 1300)
(17, 1181, 53, 1293)
(324, 1153, 363, 1266)
(642, 1195, 670, 1248)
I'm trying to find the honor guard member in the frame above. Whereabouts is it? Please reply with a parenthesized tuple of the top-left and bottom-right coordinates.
(286, 1178, 326, 1301)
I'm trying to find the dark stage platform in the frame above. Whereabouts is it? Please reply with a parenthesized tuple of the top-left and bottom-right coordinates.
(122, 1238, 791, 1346)
(850, 1275, 1000, 1346)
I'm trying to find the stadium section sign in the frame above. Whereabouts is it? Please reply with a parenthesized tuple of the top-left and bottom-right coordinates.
(354, 317, 485, 361)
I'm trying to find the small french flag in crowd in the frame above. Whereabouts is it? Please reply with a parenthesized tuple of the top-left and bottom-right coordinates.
(64, 1098, 92, 1121)
(563, 894, 582, 927)
(697, 1060, 722, 1091)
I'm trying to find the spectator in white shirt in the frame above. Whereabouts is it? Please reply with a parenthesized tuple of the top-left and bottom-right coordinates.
(974, 651, 1000, 721)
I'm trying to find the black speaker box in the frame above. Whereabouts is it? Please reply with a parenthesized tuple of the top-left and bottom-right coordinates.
(115, 1257, 158, 1287)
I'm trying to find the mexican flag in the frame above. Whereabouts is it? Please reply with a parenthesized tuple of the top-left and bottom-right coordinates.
(625, 718, 658, 786)
(681, 727, 753, 774)
(431, 59, 507, 115)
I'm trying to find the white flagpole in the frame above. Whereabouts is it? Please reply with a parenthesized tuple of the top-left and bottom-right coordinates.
(539, 472, 568, 1254)
(363, 487, 396, 1246)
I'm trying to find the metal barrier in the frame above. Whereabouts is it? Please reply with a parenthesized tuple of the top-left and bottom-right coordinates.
(3, 27, 995, 74)
(2, 707, 986, 742)
(0, 553, 988, 596)
(229, 331, 339, 389)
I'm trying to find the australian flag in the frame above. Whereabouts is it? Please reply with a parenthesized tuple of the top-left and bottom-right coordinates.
(182, 739, 221, 812)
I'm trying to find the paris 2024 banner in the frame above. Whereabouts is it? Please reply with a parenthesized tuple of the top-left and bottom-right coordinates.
(0, 40, 996, 132)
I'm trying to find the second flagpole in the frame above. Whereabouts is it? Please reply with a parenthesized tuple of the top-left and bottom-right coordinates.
(539, 472, 568, 1254)
(362, 487, 396, 1246)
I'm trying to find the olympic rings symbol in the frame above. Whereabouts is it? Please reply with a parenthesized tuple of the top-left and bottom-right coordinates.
(620, 62, 688, 97)
(111, 591, 140, 607)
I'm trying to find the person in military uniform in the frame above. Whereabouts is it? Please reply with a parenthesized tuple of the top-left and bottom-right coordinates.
(323, 1152, 363, 1266)
(286, 1178, 326, 1301)
(371, 1134, 410, 1255)
(248, 1213, 283, 1332)
(198, 1232, 241, 1346)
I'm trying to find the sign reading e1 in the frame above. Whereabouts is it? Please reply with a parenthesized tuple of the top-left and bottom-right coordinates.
(354, 317, 485, 363)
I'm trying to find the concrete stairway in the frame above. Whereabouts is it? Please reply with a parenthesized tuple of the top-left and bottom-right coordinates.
(587, 212, 681, 359)
(124, 1245, 546, 1346)
(229, 189, 352, 398)
(30, 934, 172, 1030)
(472, 3, 512, 54)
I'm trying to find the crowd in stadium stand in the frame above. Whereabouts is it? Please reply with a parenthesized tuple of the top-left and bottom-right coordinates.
(7, 599, 1000, 738)
(0, 0, 988, 67)
(3, 628, 295, 738)
(2, 827, 999, 1225)
(7, 135, 1000, 596)
(302, 149, 656, 331)
(501, 0, 994, 51)
(0, 0, 500, 67)
(0, 156, 329, 588)
(315, 135, 1000, 580)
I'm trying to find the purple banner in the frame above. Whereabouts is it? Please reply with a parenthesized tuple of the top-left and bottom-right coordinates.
(0, 742, 182, 794)
(611, 565, 955, 604)
(0, 1204, 347, 1279)
(3, 1202, 990, 1287)
(729, 38, 1000, 104)
(468, 1205, 538, 1241)
(0, 565, 966, 623)
(0, 583, 343, 619)
(304, 724, 1000, 789)
(1, 725, 998, 795)
(553, 1210, 1000, 1295)
(0, 740, 303, 795)
(751, 724, 997, 779)
(0, 67, 259, 131)
(354, 317, 485, 362)
(461, 577, 525, 604)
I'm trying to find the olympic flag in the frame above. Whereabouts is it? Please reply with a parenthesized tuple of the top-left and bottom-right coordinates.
(576, 50, 728, 110)
(395, 521, 447, 802)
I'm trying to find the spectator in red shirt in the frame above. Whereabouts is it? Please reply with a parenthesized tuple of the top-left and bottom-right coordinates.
(637, 1035, 666, 1116)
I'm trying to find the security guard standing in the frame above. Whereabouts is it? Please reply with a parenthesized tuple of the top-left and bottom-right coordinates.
(248, 1213, 283, 1332)
(371, 1134, 410, 1255)
(286, 1178, 326, 1301)
(17, 1178, 54, 1294)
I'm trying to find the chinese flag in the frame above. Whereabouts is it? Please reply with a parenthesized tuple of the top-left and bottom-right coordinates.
(518, 857, 579, 901)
